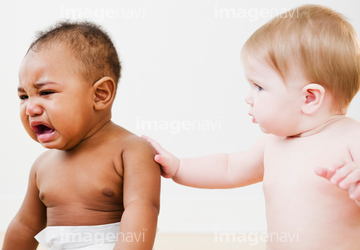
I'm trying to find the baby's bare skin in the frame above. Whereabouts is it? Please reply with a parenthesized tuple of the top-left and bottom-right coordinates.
(143, 5, 360, 249)
(143, 53, 360, 248)
(35, 123, 149, 227)
(4, 121, 160, 250)
(3, 22, 161, 250)
(263, 117, 360, 249)
(144, 117, 360, 249)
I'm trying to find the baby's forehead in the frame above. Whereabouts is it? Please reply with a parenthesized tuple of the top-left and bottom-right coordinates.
(242, 54, 274, 73)
(21, 44, 90, 83)
(29, 43, 85, 70)
(243, 55, 309, 88)
(28, 42, 72, 58)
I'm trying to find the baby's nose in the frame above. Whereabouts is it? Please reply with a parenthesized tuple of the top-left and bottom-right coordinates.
(245, 93, 253, 106)
(26, 100, 43, 116)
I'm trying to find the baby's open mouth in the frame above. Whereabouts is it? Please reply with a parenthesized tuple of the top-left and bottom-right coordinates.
(33, 124, 55, 135)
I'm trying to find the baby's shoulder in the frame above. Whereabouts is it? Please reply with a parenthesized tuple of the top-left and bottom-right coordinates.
(34, 149, 57, 163)
(30, 149, 59, 172)
(342, 117, 360, 150)
(342, 116, 360, 126)
(121, 134, 156, 155)
(338, 117, 360, 138)
(107, 125, 155, 155)
(108, 127, 157, 173)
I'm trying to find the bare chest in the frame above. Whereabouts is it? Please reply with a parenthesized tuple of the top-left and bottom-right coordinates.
(263, 136, 352, 199)
(262, 136, 360, 246)
(36, 150, 124, 209)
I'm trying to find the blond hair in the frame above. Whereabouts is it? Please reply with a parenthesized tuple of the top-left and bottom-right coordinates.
(241, 4, 360, 113)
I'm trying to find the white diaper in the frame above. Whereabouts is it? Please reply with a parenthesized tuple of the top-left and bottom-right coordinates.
(35, 222, 120, 250)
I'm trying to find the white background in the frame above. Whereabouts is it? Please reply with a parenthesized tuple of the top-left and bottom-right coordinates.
(1, 0, 360, 233)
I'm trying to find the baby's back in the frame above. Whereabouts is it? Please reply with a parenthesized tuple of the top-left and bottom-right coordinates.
(263, 117, 360, 249)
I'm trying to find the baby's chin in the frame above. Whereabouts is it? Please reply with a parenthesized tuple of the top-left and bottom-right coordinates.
(258, 125, 292, 137)
(259, 125, 270, 134)
(34, 137, 66, 150)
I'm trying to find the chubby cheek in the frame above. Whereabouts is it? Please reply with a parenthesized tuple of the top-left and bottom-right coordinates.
(253, 99, 271, 120)
(51, 102, 93, 137)
(256, 114, 274, 132)
(252, 101, 280, 131)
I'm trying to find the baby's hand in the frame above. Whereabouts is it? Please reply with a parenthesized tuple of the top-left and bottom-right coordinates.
(142, 135, 180, 178)
(315, 161, 360, 202)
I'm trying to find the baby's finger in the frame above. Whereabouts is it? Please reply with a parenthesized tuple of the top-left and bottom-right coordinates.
(327, 159, 350, 172)
(154, 155, 166, 165)
(155, 154, 176, 169)
(142, 135, 165, 154)
(338, 168, 360, 190)
(330, 162, 355, 185)
(141, 134, 151, 141)
(314, 167, 335, 180)
(141, 135, 158, 147)
(156, 155, 178, 178)
(161, 168, 172, 178)
(349, 182, 360, 200)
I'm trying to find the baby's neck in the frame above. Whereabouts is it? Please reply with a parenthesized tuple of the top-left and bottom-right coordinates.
(290, 114, 346, 138)
(67, 119, 114, 152)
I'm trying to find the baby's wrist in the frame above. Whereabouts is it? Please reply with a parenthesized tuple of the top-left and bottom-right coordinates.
(172, 158, 181, 178)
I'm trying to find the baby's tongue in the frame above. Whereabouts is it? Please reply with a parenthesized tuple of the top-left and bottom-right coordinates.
(39, 125, 54, 134)
(36, 125, 55, 143)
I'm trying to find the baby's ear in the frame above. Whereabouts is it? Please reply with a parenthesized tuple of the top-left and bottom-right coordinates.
(92, 77, 116, 111)
(301, 83, 325, 115)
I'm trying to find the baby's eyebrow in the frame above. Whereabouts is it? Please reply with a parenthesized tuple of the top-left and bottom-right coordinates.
(245, 76, 256, 83)
(17, 82, 58, 92)
(33, 82, 58, 89)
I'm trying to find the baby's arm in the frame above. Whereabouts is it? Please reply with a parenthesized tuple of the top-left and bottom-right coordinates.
(115, 137, 161, 250)
(2, 158, 47, 250)
(143, 135, 269, 189)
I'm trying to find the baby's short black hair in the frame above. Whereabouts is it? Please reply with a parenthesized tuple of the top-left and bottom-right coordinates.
(29, 21, 121, 86)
